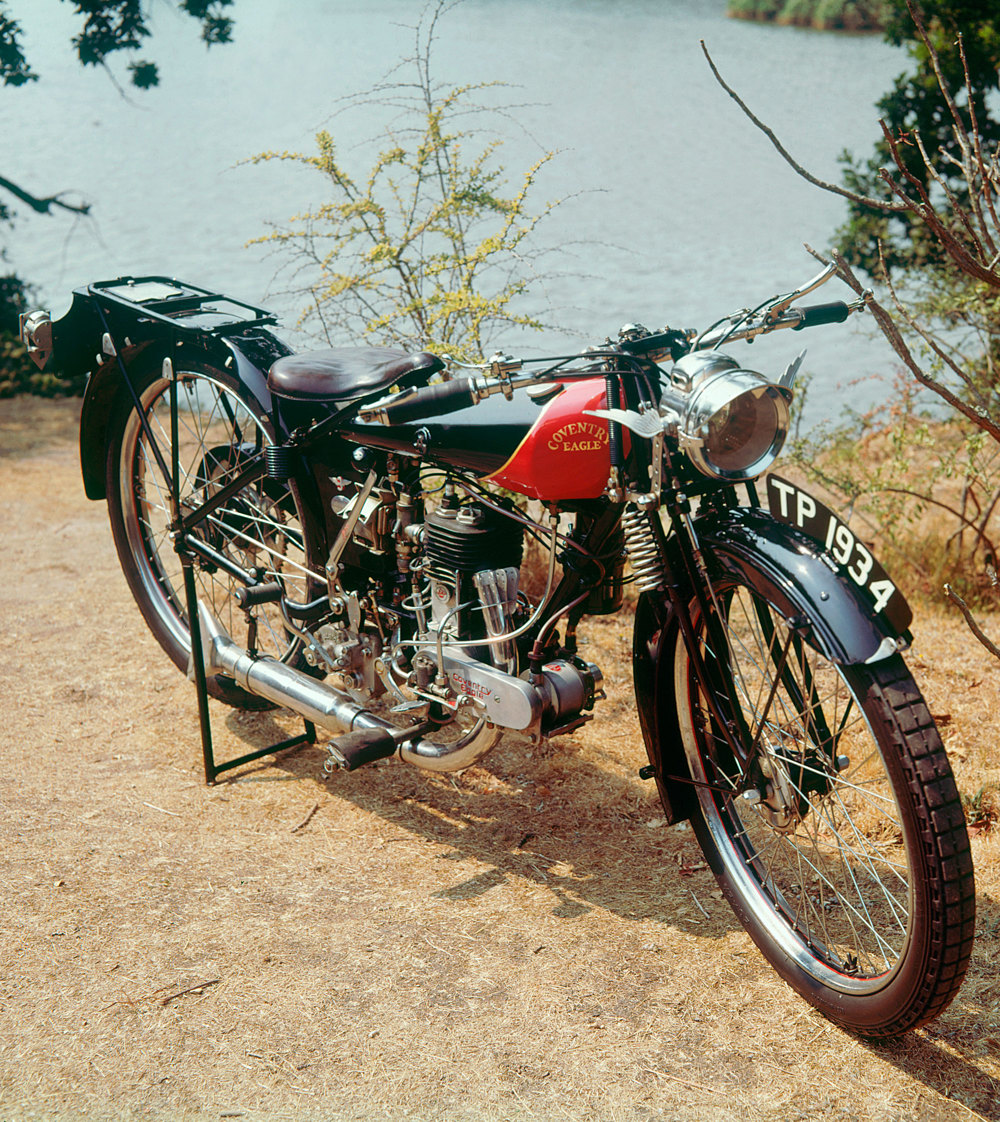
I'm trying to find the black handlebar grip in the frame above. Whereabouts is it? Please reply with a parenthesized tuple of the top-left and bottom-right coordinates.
(376, 378, 477, 424)
(793, 301, 851, 330)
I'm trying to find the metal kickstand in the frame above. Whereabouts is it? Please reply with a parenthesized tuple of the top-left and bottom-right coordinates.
(163, 362, 315, 785)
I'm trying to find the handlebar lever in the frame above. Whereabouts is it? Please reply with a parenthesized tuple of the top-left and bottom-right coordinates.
(767, 262, 837, 322)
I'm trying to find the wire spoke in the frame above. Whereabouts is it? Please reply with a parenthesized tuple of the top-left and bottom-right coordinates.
(121, 371, 323, 665)
(690, 582, 914, 987)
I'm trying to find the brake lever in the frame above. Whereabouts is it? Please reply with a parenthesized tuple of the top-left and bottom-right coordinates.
(766, 262, 837, 321)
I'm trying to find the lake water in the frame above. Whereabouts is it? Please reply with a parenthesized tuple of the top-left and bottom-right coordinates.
(1, 0, 906, 425)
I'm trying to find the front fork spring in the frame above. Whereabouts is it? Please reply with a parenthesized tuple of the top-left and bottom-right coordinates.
(622, 505, 666, 592)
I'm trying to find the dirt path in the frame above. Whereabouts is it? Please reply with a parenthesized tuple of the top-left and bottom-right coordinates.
(2, 396, 1000, 1121)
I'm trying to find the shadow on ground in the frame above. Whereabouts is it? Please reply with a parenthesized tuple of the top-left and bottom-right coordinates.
(216, 708, 1000, 1119)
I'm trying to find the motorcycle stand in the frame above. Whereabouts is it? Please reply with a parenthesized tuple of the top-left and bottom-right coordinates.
(163, 369, 316, 785)
(180, 556, 317, 785)
(88, 293, 318, 784)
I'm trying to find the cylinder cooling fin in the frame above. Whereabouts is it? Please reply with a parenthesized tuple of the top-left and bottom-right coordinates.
(424, 502, 523, 577)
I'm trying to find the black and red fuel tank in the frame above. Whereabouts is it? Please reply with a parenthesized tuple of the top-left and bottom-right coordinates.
(337, 377, 622, 501)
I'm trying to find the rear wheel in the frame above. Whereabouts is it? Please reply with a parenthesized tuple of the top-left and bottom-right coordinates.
(673, 575, 975, 1036)
(105, 356, 324, 707)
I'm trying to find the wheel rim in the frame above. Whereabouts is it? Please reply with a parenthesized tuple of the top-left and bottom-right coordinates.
(676, 584, 914, 995)
(118, 371, 316, 661)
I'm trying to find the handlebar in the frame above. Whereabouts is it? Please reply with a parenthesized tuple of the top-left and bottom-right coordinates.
(791, 301, 851, 329)
(356, 266, 869, 427)
(359, 377, 480, 425)
(694, 298, 860, 350)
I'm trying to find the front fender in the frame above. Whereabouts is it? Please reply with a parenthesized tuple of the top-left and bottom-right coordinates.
(693, 505, 907, 666)
(632, 591, 690, 826)
(632, 505, 910, 824)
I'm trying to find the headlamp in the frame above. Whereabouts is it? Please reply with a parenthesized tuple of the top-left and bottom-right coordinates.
(664, 352, 791, 481)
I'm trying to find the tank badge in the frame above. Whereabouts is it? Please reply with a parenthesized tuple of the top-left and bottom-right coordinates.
(547, 421, 609, 454)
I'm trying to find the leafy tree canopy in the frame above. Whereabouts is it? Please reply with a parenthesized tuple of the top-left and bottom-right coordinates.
(0, 0, 234, 90)
(838, 0, 1000, 272)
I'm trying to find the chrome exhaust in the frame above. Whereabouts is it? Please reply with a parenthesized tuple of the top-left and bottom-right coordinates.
(195, 604, 500, 773)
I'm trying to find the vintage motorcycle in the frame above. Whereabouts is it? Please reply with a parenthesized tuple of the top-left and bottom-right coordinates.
(21, 263, 975, 1037)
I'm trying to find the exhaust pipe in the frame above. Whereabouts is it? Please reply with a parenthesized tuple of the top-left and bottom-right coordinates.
(197, 605, 380, 735)
(195, 604, 500, 772)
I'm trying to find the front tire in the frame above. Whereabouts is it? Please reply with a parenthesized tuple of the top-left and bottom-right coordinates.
(105, 355, 324, 708)
(673, 574, 975, 1036)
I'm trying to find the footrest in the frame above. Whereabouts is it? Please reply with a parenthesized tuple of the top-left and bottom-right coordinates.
(326, 727, 398, 771)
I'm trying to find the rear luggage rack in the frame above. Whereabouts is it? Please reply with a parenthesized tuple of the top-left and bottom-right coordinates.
(88, 276, 278, 337)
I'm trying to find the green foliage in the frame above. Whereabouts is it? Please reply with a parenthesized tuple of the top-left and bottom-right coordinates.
(0, 273, 84, 397)
(961, 782, 1000, 833)
(250, 14, 561, 361)
(0, 0, 235, 89)
(727, 0, 889, 28)
(0, 1, 35, 84)
(836, 1, 1000, 273)
(0, 269, 30, 333)
(0, 333, 85, 397)
(728, 0, 784, 18)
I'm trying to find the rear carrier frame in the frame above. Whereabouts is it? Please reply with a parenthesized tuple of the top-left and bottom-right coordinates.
(19, 275, 280, 373)
(85, 276, 278, 337)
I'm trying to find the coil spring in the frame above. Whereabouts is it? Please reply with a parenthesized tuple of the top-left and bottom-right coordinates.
(622, 505, 666, 592)
(265, 443, 294, 480)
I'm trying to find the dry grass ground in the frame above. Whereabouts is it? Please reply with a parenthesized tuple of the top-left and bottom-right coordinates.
(3, 396, 1000, 1121)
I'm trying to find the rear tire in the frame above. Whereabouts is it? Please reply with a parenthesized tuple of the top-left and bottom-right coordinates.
(105, 355, 324, 708)
(673, 574, 975, 1036)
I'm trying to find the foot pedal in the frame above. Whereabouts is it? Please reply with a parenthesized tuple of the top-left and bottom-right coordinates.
(325, 727, 398, 772)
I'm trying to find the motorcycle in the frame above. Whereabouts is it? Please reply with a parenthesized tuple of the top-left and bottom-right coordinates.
(20, 263, 975, 1037)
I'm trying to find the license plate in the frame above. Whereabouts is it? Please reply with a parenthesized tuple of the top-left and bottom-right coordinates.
(766, 475, 911, 633)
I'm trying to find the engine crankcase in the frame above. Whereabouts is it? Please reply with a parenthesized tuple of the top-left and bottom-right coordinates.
(435, 650, 602, 733)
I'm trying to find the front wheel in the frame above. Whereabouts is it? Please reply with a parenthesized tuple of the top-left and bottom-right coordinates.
(673, 575, 975, 1036)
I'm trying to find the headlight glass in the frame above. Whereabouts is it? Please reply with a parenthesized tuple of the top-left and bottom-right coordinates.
(703, 386, 784, 475)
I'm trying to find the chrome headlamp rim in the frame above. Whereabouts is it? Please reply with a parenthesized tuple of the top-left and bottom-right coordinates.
(665, 355, 791, 482)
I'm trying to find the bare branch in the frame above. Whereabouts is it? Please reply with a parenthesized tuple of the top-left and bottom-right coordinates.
(945, 584, 1000, 660)
(956, 34, 1000, 256)
(910, 127, 985, 259)
(878, 486, 991, 540)
(829, 249, 1000, 443)
(878, 248, 996, 414)
(874, 122, 1000, 288)
(906, 1, 968, 156)
(0, 173, 90, 216)
(700, 40, 909, 214)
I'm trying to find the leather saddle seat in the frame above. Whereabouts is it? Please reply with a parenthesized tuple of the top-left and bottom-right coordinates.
(268, 346, 444, 403)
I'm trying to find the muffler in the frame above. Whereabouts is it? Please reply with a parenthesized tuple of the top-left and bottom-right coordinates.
(194, 604, 501, 772)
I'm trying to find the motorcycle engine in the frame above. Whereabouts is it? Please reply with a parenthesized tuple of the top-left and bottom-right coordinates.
(423, 502, 523, 645)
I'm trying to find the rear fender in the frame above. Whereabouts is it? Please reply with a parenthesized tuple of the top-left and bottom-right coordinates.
(78, 331, 287, 501)
(632, 505, 910, 824)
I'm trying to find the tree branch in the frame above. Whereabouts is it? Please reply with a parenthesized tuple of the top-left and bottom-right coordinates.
(821, 247, 1000, 444)
(0, 174, 90, 216)
(700, 40, 909, 214)
(945, 584, 1000, 660)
